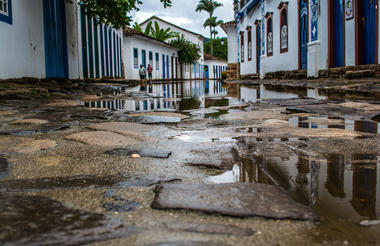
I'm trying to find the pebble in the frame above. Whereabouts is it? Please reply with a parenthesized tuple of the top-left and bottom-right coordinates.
(130, 154, 141, 158)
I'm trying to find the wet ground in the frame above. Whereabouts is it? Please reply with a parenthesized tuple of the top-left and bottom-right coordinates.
(0, 79, 379, 246)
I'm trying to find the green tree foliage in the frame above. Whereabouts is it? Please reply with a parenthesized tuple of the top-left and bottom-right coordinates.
(149, 21, 178, 41)
(133, 21, 178, 42)
(203, 16, 223, 39)
(204, 37, 227, 60)
(78, 0, 172, 28)
(195, 0, 223, 56)
(170, 35, 201, 65)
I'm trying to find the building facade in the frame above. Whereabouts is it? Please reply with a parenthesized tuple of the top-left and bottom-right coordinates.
(123, 27, 179, 80)
(225, 0, 380, 79)
(140, 16, 207, 80)
(204, 54, 228, 80)
(0, 0, 122, 80)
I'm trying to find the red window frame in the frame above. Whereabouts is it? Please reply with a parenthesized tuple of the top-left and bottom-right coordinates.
(247, 26, 252, 61)
(240, 31, 245, 63)
(278, 2, 289, 53)
(265, 12, 273, 57)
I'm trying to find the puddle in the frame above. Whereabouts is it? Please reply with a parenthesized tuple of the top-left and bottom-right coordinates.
(289, 116, 380, 134)
(82, 81, 345, 119)
(208, 153, 380, 225)
(173, 133, 236, 143)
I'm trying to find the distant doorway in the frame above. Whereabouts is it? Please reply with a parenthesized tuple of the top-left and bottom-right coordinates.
(256, 24, 261, 74)
(328, 0, 345, 67)
(355, 0, 378, 65)
(204, 65, 209, 79)
(299, 0, 308, 70)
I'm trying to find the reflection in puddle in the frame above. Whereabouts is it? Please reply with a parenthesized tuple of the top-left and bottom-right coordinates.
(174, 134, 236, 143)
(208, 153, 380, 223)
(82, 81, 334, 116)
(289, 116, 380, 134)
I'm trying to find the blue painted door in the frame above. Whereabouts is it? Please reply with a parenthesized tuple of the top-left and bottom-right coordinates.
(300, 0, 308, 70)
(334, 0, 344, 67)
(363, 0, 376, 64)
(256, 25, 261, 74)
(43, 0, 68, 79)
(166, 55, 169, 79)
(142, 50, 146, 68)
(204, 65, 209, 79)
(162, 54, 165, 79)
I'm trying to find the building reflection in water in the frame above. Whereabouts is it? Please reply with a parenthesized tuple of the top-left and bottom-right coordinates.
(210, 152, 379, 221)
(288, 116, 380, 134)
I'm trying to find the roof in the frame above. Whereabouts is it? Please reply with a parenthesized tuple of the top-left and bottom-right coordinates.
(204, 53, 227, 62)
(220, 20, 237, 33)
(123, 27, 179, 50)
(140, 16, 206, 41)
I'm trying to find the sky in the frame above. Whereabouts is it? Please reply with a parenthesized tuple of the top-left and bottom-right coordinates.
(131, 0, 234, 38)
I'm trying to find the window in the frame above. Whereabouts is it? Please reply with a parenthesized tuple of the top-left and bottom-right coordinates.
(247, 26, 252, 61)
(142, 50, 146, 68)
(278, 2, 289, 53)
(133, 48, 138, 68)
(266, 12, 273, 57)
(0, 0, 12, 24)
(240, 31, 245, 63)
(155, 53, 159, 70)
(149, 51, 153, 66)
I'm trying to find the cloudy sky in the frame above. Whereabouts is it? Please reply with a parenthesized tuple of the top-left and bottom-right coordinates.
(131, 0, 234, 38)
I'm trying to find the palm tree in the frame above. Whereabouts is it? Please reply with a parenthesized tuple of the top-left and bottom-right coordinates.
(133, 21, 152, 35)
(196, 0, 223, 55)
(149, 21, 178, 41)
(204, 16, 223, 40)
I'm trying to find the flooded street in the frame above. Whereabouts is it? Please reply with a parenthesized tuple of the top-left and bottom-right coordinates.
(0, 80, 379, 245)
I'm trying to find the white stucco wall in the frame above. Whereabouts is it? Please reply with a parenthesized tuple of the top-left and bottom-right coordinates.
(140, 17, 205, 65)
(222, 25, 238, 63)
(123, 35, 178, 80)
(0, 0, 45, 79)
(204, 59, 228, 79)
(66, 1, 81, 79)
(238, 0, 299, 76)
(345, 13, 356, 66)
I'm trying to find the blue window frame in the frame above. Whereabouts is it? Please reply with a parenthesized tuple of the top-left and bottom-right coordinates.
(142, 49, 146, 68)
(133, 48, 138, 68)
(149, 51, 153, 66)
(0, 0, 12, 24)
(155, 53, 159, 70)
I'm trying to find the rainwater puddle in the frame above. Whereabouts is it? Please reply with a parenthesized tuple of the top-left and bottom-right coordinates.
(289, 116, 380, 134)
(208, 153, 380, 225)
(81, 81, 334, 119)
(173, 133, 236, 143)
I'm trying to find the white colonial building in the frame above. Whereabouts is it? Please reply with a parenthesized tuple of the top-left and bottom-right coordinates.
(123, 27, 179, 80)
(0, 0, 122, 80)
(224, 0, 380, 79)
(204, 54, 228, 80)
(140, 16, 207, 80)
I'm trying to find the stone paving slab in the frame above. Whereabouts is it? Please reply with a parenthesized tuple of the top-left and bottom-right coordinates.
(151, 183, 317, 221)
(186, 147, 240, 170)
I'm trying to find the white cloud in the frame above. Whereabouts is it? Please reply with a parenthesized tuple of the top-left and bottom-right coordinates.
(131, 0, 234, 38)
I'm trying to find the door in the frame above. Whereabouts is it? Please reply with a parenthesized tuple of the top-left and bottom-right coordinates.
(256, 25, 261, 74)
(299, 0, 308, 70)
(166, 55, 169, 79)
(162, 54, 165, 79)
(43, 0, 68, 79)
(142, 50, 146, 68)
(357, 0, 377, 64)
(330, 0, 344, 67)
(204, 65, 209, 79)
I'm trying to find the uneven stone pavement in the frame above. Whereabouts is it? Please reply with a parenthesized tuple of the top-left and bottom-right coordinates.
(0, 80, 379, 246)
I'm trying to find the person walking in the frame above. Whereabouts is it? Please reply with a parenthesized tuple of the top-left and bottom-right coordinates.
(147, 64, 153, 83)
(139, 65, 146, 81)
